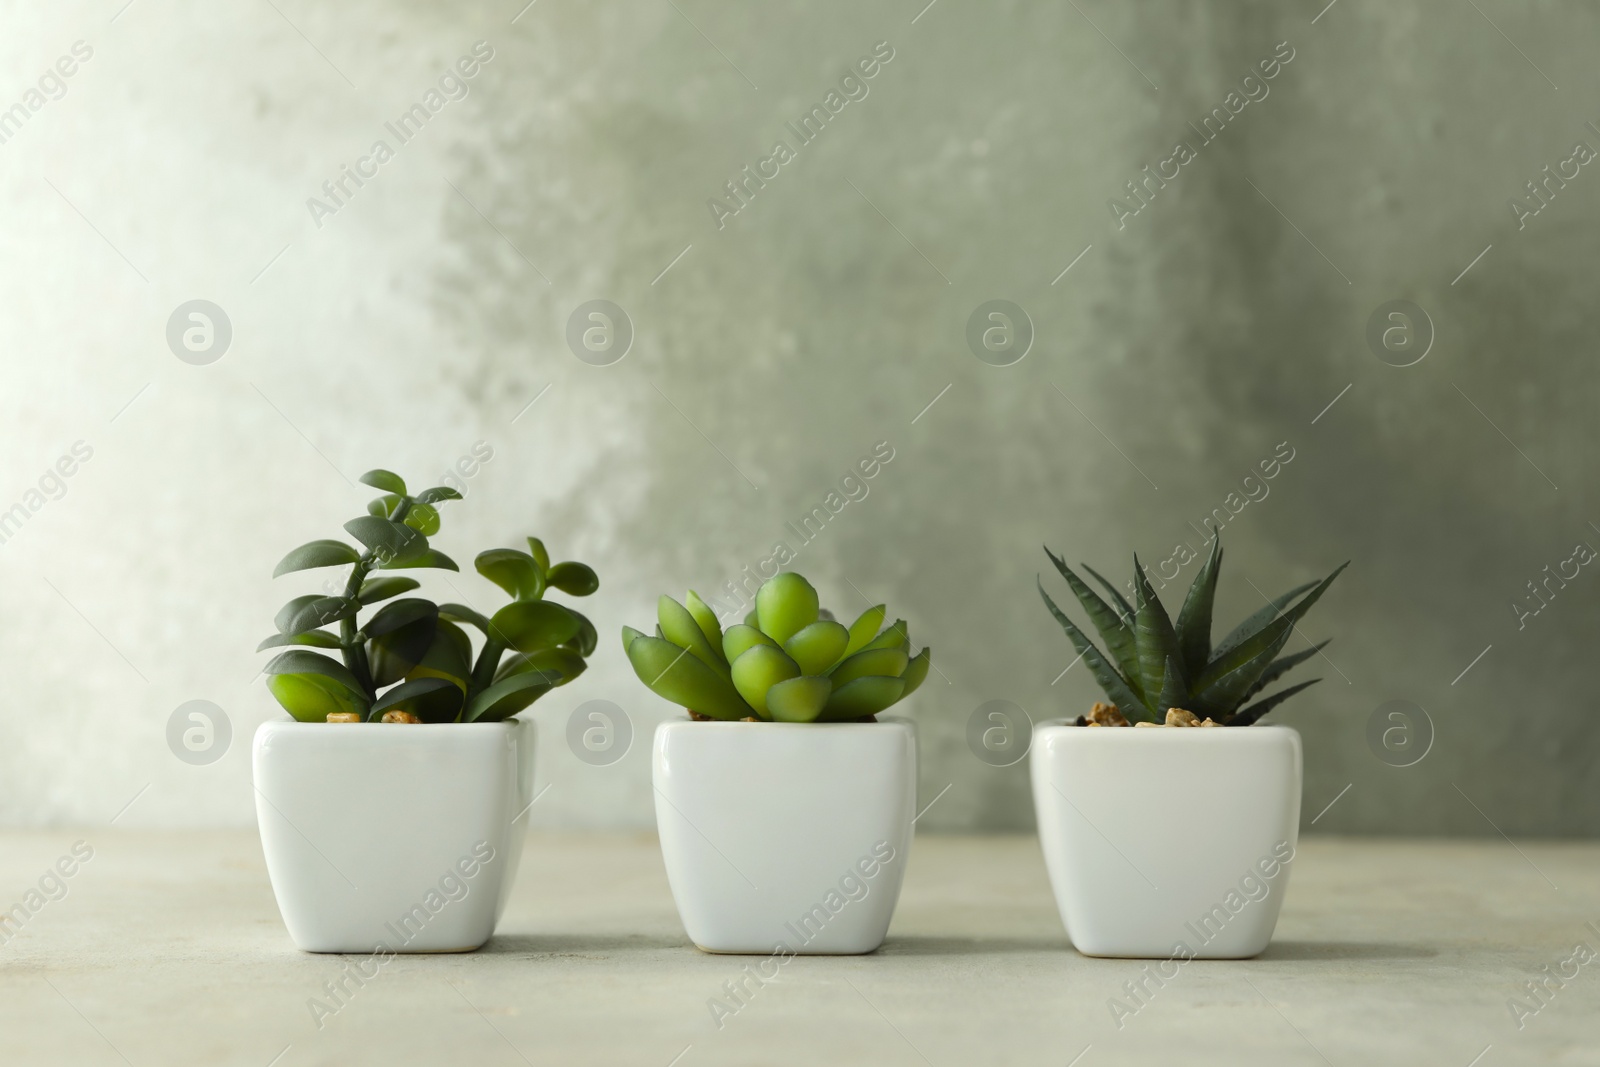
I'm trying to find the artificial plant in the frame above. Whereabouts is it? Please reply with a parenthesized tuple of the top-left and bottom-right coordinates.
(260, 469, 598, 723)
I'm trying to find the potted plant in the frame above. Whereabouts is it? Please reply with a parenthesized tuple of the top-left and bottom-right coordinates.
(252, 469, 599, 953)
(1033, 534, 1344, 959)
(623, 572, 930, 954)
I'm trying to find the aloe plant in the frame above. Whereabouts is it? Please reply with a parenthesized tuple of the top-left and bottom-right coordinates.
(623, 572, 930, 722)
(1038, 533, 1345, 725)
(261, 469, 599, 723)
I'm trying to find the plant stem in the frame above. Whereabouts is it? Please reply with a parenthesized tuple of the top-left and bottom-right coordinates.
(340, 498, 414, 698)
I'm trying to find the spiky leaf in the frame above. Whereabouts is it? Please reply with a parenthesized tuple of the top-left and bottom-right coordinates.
(1173, 534, 1222, 677)
(1082, 563, 1134, 624)
(1210, 580, 1319, 663)
(1197, 564, 1346, 691)
(1045, 547, 1140, 691)
(1245, 641, 1328, 700)
(1038, 580, 1147, 719)
(1231, 678, 1322, 726)
(1131, 556, 1179, 715)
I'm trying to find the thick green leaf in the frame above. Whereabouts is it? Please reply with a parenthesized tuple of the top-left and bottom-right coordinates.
(463, 669, 564, 722)
(256, 629, 341, 652)
(785, 620, 850, 676)
(561, 607, 598, 657)
(756, 573, 819, 645)
(626, 635, 754, 720)
(344, 516, 425, 565)
(367, 616, 438, 688)
(1230, 678, 1322, 726)
(358, 576, 420, 605)
(1245, 641, 1329, 700)
(526, 537, 550, 572)
(860, 619, 910, 654)
(405, 621, 472, 688)
(359, 469, 407, 495)
(830, 647, 909, 688)
(1197, 564, 1347, 691)
(767, 676, 832, 723)
(722, 623, 777, 664)
(403, 502, 440, 536)
(379, 548, 459, 572)
(621, 625, 646, 652)
(730, 645, 802, 717)
(821, 675, 906, 720)
(1174, 534, 1222, 678)
(476, 548, 545, 601)
(548, 561, 599, 597)
(368, 494, 402, 518)
(685, 591, 723, 651)
(414, 486, 463, 504)
(498, 646, 587, 687)
(1210, 579, 1320, 664)
(273, 540, 361, 579)
(1155, 653, 1189, 716)
(659, 596, 726, 671)
(364, 598, 438, 637)
(843, 605, 887, 658)
(743, 609, 760, 629)
(490, 600, 580, 652)
(279, 595, 360, 636)
(1131, 556, 1179, 716)
(900, 648, 931, 697)
(1045, 548, 1139, 692)
(264, 651, 368, 722)
(1082, 563, 1135, 623)
(1038, 580, 1147, 719)
(370, 677, 464, 723)
(439, 602, 490, 632)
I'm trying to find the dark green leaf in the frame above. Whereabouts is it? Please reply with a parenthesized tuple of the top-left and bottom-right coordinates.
(257, 629, 342, 652)
(560, 607, 598, 657)
(497, 646, 587, 687)
(625, 634, 754, 720)
(1044, 547, 1140, 693)
(439, 602, 491, 633)
(414, 486, 463, 504)
(476, 548, 545, 601)
(526, 537, 550, 572)
(367, 616, 437, 688)
(1245, 641, 1329, 700)
(1081, 563, 1134, 623)
(369, 677, 464, 723)
(344, 516, 425, 565)
(379, 548, 458, 572)
(489, 600, 580, 652)
(403, 502, 440, 536)
(547, 561, 599, 596)
(264, 649, 364, 690)
(1173, 533, 1222, 678)
(407, 620, 473, 687)
(463, 669, 564, 722)
(367, 494, 402, 518)
(358, 577, 420, 605)
(1197, 564, 1346, 691)
(900, 648, 931, 697)
(364, 597, 438, 637)
(1230, 678, 1322, 726)
(1209, 579, 1320, 664)
(1038, 580, 1147, 719)
(272, 540, 360, 579)
(1155, 654, 1189, 716)
(359, 469, 407, 495)
(279, 596, 360, 635)
(1131, 556, 1179, 715)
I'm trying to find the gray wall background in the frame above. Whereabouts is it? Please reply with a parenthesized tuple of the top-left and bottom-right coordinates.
(1, 0, 1595, 836)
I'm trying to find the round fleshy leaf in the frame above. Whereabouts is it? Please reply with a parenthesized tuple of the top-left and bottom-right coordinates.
(547, 561, 599, 597)
(526, 537, 550, 572)
(264, 650, 369, 722)
(722, 623, 777, 665)
(784, 620, 850, 677)
(831, 647, 910, 688)
(357, 577, 420, 605)
(439, 603, 490, 632)
(756, 572, 820, 645)
(561, 608, 598, 657)
(730, 645, 801, 719)
(379, 548, 458, 572)
(476, 548, 545, 601)
(498, 646, 587, 687)
(414, 486, 463, 504)
(685, 590, 722, 650)
(359, 469, 407, 495)
(403, 502, 440, 536)
(273, 540, 360, 579)
(344, 516, 425, 565)
(278, 595, 360, 636)
(900, 648, 931, 697)
(463, 669, 563, 722)
(821, 675, 906, 721)
(490, 600, 579, 652)
(257, 629, 341, 652)
(766, 676, 831, 723)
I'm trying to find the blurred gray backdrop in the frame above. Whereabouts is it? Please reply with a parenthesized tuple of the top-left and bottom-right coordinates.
(0, 0, 1595, 836)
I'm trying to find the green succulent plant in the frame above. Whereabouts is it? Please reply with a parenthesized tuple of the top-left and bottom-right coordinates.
(1038, 532, 1345, 725)
(623, 572, 930, 722)
(261, 468, 599, 723)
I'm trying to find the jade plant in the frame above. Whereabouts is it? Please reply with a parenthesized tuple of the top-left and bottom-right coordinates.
(1038, 532, 1345, 726)
(260, 469, 599, 723)
(622, 572, 930, 722)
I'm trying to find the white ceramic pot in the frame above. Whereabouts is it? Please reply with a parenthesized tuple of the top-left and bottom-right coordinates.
(652, 717, 916, 955)
(1030, 721, 1301, 959)
(253, 718, 534, 953)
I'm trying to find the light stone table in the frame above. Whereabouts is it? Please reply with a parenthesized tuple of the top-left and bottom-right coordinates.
(0, 831, 1596, 1066)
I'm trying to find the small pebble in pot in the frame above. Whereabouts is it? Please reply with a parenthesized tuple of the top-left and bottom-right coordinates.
(380, 710, 422, 723)
(325, 712, 361, 723)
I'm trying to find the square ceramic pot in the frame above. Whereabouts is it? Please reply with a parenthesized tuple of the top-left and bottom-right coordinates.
(653, 717, 916, 954)
(253, 718, 534, 953)
(1030, 721, 1301, 959)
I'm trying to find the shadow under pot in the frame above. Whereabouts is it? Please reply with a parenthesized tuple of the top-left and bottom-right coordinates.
(652, 717, 916, 954)
(1030, 721, 1301, 959)
(252, 718, 535, 953)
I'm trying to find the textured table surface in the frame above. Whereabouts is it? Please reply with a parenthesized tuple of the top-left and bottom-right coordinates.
(0, 831, 1595, 1066)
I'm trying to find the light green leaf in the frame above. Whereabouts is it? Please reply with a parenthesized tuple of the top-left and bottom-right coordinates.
(843, 604, 886, 659)
(625, 635, 754, 720)
(767, 676, 832, 723)
(547, 561, 599, 597)
(722, 623, 777, 664)
(489, 600, 579, 652)
(820, 676, 906, 721)
(756, 572, 819, 645)
(785, 620, 850, 676)
(730, 645, 801, 718)
(476, 548, 545, 601)
(830, 647, 909, 688)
